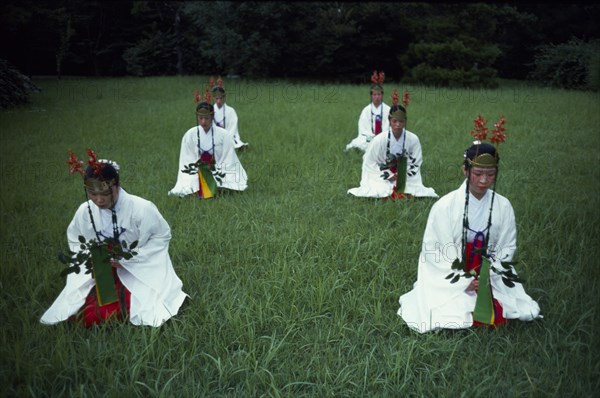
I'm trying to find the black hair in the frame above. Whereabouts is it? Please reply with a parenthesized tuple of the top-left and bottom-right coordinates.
(212, 86, 226, 95)
(196, 101, 214, 114)
(84, 162, 119, 186)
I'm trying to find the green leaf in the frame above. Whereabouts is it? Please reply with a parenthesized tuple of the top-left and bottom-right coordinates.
(129, 240, 138, 250)
(445, 273, 455, 280)
(57, 252, 70, 264)
(451, 274, 460, 284)
(78, 235, 86, 243)
(500, 261, 517, 269)
(502, 277, 515, 288)
(60, 265, 80, 277)
(451, 258, 464, 270)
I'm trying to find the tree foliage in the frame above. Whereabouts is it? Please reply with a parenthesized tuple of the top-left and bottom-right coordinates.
(530, 38, 600, 91)
(1, 1, 599, 87)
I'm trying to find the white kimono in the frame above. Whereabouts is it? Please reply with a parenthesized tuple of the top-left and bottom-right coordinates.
(345, 102, 390, 152)
(40, 188, 188, 327)
(397, 180, 541, 333)
(213, 103, 248, 149)
(168, 125, 248, 197)
(347, 129, 438, 198)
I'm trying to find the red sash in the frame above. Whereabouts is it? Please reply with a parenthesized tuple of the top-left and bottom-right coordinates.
(374, 116, 382, 135)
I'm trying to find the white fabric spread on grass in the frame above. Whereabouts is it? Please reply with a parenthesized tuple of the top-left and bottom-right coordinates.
(168, 125, 248, 197)
(347, 129, 438, 198)
(397, 180, 541, 333)
(345, 102, 390, 152)
(40, 188, 188, 327)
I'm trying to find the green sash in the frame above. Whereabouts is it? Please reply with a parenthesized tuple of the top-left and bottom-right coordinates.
(90, 245, 118, 306)
(473, 257, 495, 324)
(394, 156, 407, 193)
(198, 162, 218, 199)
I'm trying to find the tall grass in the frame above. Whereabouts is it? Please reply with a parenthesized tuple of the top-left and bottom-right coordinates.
(1, 76, 599, 397)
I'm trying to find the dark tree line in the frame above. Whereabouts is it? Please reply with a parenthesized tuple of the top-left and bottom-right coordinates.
(1, 1, 599, 87)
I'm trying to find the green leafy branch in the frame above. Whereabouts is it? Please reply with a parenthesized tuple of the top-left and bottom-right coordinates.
(445, 255, 525, 287)
(181, 160, 226, 184)
(378, 153, 404, 180)
(57, 235, 138, 277)
(445, 258, 478, 284)
(492, 261, 526, 287)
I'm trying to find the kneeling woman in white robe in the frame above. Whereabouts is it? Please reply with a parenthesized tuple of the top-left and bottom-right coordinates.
(398, 141, 541, 333)
(41, 155, 188, 327)
(212, 85, 248, 149)
(168, 100, 248, 197)
(348, 99, 438, 199)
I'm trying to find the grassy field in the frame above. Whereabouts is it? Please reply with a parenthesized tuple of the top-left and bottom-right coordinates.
(1, 76, 599, 397)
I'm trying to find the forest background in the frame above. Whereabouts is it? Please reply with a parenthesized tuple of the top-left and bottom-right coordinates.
(1, 1, 600, 91)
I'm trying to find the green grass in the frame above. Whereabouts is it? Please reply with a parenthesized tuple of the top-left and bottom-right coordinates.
(1, 76, 599, 397)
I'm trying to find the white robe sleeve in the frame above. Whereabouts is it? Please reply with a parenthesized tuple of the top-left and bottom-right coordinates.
(225, 106, 247, 148)
(347, 133, 393, 197)
(404, 132, 438, 198)
(487, 198, 541, 321)
(213, 127, 248, 191)
(39, 205, 96, 325)
(168, 128, 201, 197)
(345, 105, 373, 151)
(116, 198, 187, 326)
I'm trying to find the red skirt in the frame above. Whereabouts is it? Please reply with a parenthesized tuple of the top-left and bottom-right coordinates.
(72, 267, 131, 328)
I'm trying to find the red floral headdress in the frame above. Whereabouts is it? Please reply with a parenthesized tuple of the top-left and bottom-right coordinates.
(389, 88, 410, 120)
(211, 75, 225, 99)
(466, 115, 508, 168)
(370, 70, 385, 93)
(204, 85, 211, 103)
(371, 70, 385, 85)
(67, 149, 119, 192)
(391, 89, 399, 106)
(469, 114, 507, 146)
(195, 84, 214, 117)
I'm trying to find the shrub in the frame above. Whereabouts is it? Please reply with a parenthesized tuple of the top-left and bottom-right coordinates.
(0, 59, 41, 109)
(405, 64, 499, 88)
(401, 40, 501, 88)
(530, 38, 600, 91)
(122, 31, 179, 77)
